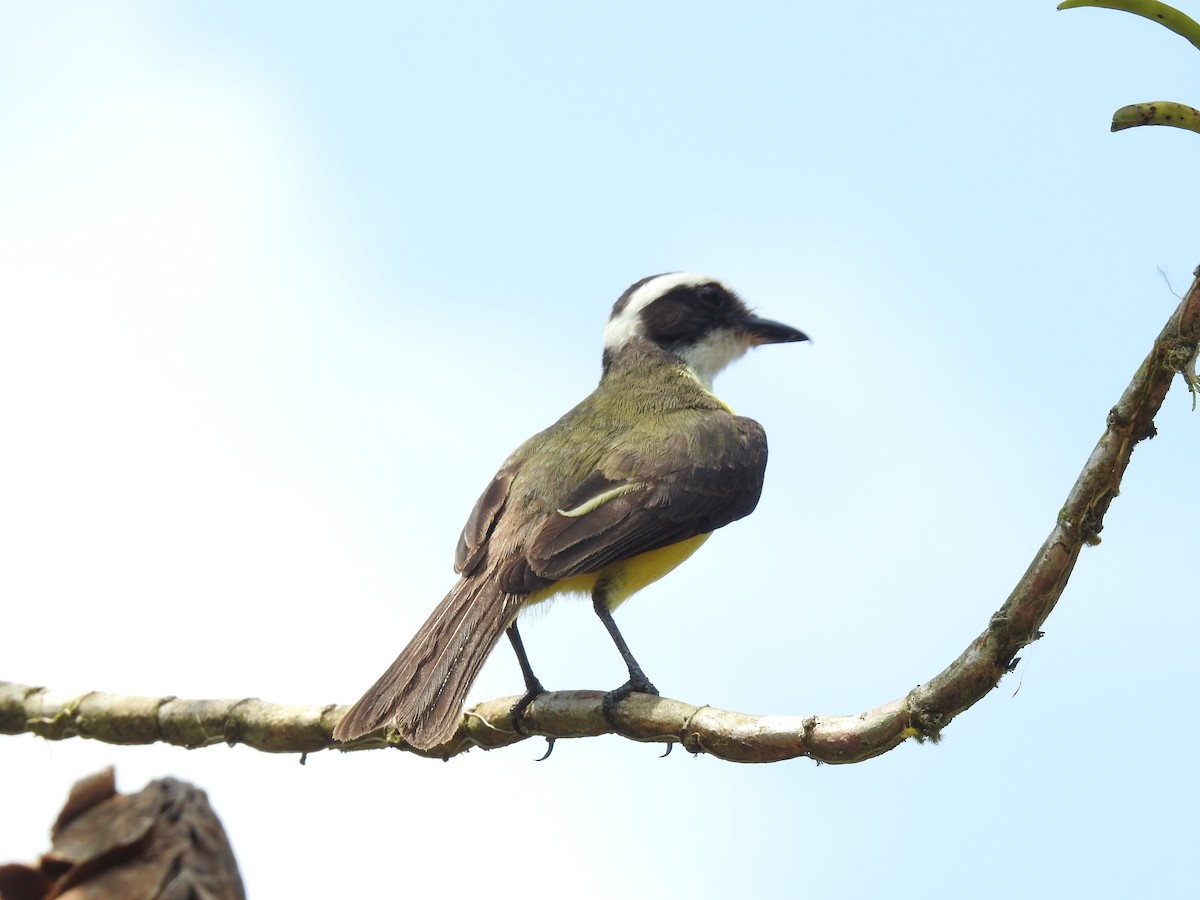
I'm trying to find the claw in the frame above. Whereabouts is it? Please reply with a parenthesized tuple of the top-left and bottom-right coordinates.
(601, 675, 659, 728)
(510, 688, 543, 738)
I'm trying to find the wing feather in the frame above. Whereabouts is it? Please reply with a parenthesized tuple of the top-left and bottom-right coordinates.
(454, 465, 517, 575)
(519, 414, 768, 585)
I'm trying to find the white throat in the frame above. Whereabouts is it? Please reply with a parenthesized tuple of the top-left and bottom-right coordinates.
(676, 329, 751, 388)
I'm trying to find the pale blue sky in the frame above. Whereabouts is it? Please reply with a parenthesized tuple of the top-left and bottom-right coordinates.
(2, 3, 1197, 897)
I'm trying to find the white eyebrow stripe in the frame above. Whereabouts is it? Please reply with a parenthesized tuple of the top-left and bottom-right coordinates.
(603, 272, 718, 351)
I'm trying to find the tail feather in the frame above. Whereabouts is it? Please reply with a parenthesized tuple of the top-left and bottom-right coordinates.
(333, 574, 520, 749)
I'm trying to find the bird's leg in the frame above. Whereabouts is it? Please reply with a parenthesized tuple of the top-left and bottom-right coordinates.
(506, 622, 546, 738)
(592, 588, 658, 726)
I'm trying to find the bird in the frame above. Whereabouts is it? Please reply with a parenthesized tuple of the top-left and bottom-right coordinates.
(333, 272, 807, 749)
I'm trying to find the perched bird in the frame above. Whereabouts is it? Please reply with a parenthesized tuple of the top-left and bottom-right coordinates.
(333, 273, 807, 749)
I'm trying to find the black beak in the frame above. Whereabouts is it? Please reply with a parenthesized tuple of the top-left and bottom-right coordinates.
(740, 314, 809, 346)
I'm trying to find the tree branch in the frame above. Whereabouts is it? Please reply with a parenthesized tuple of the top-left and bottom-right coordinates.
(4, 270, 1198, 762)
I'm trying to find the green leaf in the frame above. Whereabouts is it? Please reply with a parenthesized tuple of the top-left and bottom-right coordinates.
(1111, 100, 1200, 132)
(1058, 0, 1200, 54)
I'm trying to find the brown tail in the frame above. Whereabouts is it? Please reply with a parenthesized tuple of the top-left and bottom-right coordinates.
(332, 573, 521, 749)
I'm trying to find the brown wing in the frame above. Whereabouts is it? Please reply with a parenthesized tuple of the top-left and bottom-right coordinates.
(453, 465, 517, 576)
(499, 414, 768, 593)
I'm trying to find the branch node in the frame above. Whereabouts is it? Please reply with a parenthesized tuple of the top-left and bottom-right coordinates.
(679, 704, 711, 755)
(801, 715, 818, 742)
(66, 691, 98, 738)
(224, 698, 252, 747)
(904, 698, 946, 745)
(1165, 337, 1200, 409)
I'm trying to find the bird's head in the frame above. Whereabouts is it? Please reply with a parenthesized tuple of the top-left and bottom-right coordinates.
(603, 273, 808, 386)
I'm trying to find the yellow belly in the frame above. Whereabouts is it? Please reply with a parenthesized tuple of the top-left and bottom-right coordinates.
(527, 532, 711, 611)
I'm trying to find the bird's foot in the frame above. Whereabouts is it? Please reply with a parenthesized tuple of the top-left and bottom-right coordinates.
(511, 682, 558, 761)
(510, 681, 546, 739)
(601, 675, 659, 728)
